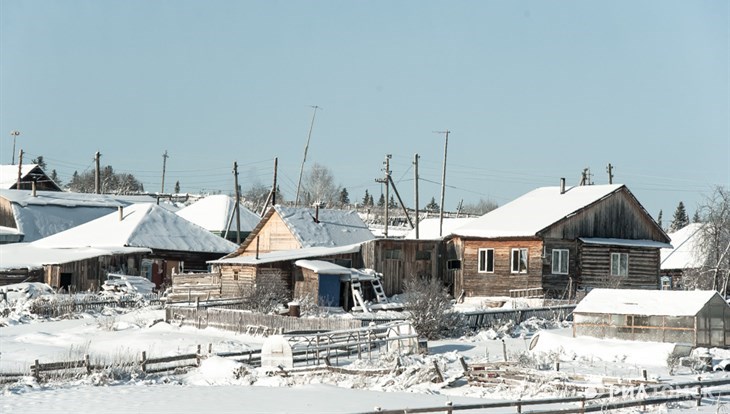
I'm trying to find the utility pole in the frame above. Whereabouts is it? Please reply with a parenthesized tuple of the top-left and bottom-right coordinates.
(606, 163, 614, 184)
(16, 149, 23, 189)
(10, 130, 19, 165)
(387, 174, 413, 229)
(295, 105, 321, 206)
(374, 154, 391, 237)
(233, 161, 241, 244)
(435, 130, 450, 237)
(414, 153, 420, 240)
(580, 167, 593, 186)
(272, 157, 278, 206)
(161, 150, 169, 193)
(94, 151, 101, 194)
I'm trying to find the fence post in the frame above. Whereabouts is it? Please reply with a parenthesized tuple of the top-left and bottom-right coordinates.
(696, 385, 702, 407)
(33, 359, 40, 381)
(141, 351, 147, 373)
(84, 354, 91, 374)
(580, 396, 585, 413)
(445, 401, 453, 414)
(208, 343, 212, 355)
(516, 399, 522, 414)
(432, 360, 444, 383)
(197, 344, 202, 367)
(502, 339, 507, 361)
(459, 356, 469, 373)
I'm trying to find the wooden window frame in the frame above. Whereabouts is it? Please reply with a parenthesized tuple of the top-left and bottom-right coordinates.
(511, 248, 528, 274)
(478, 248, 494, 273)
(551, 249, 569, 275)
(610, 252, 628, 276)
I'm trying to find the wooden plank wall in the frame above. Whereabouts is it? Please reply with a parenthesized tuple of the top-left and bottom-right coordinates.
(577, 243, 660, 290)
(541, 239, 578, 298)
(220, 264, 256, 297)
(240, 212, 299, 256)
(361, 239, 440, 296)
(293, 268, 318, 300)
(0, 198, 17, 229)
(460, 239, 543, 297)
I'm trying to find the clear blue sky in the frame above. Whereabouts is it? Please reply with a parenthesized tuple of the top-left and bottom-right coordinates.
(1, 1, 728, 220)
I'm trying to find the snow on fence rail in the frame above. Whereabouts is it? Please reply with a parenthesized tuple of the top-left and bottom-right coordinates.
(29, 294, 163, 318)
(355, 377, 730, 414)
(462, 305, 576, 330)
(166, 306, 362, 333)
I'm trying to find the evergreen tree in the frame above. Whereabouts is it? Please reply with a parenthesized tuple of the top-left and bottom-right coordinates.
(377, 193, 385, 207)
(362, 190, 370, 206)
(174, 180, 180, 194)
(388, 194, 397, 208)
(692, 210, 701, 223)
(339, 187, 350, 206)
(425, 196, 439, 212)
(31, 155, 47, 170)
(367, 194, 374, 206)
(657, 210, 663, 229)
(669, 201, 690, 232)
(49, 169, 62, 187)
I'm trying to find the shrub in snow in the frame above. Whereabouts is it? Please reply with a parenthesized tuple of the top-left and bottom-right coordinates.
(402, 276, 466, 340)
(238, 277, 290, 314)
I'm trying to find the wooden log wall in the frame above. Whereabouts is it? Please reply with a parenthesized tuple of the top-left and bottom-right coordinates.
(460, 239, 543, 297)
(577, 243, 660, 290)
(361, 239, 440, 296)
(220, 264, 256, 297)
(541, 239, 578, 298)
(0, 198, 17, 229)
(293, 268, 319, 300)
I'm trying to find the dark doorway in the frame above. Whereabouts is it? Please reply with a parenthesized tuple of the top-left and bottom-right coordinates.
(60, 273, 72, 292)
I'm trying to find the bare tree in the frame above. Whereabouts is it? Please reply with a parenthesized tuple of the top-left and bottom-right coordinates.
(238, 277, 290, 314)
(301, 162, 340, 207)
(460, 198, 499, 216)
(402, 276, 466, 339)
(691, 186, 730, 295)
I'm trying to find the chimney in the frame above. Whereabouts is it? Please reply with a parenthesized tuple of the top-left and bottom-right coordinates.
(118, 206, 124, 221)
(314, 203, 320, 223)
(31, 181, 37, 197)
(560, 178, 566, 195)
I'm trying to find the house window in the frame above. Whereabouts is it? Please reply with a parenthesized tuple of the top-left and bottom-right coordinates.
(478, 248, 494, 273)
(511, 248, 528, 273)
(233, 270, 239, 281)
(385, 249, 402, 260)
(610, 253, 628, 276)
(447, 260, 461, 270)
(551, 249, 569, 275)
(415, 250, 431, 261)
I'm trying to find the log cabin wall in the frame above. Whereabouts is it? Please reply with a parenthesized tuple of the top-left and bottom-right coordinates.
(445, 238, 464, 297)
(541, 239, 579, 298)
(44, 252, 147, 292)
(577, 242, 660, 290)
(459, 238, 543, 297)
(220, 264, 256, 297)
(294, 268, 319, 300)
(361, 239, 440, 296)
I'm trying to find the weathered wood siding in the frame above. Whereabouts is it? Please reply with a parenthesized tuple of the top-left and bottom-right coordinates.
(361, 239, 440, 296)
(0, 198, 17, 230)
(460, 239, 543, 297)
(446, 238, 464, 297)
(294, 268, 319, 300)
(541, 239, 578, 298)
(577, 242, 660, 290)
(45, 252, 147, 292)
(539, 188, 669, 242)
(239, 212, 300, 256)
(220, 264, 256, 297)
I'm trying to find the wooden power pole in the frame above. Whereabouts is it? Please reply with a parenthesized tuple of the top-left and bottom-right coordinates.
(435, 130, 450, 237)
(233, 161, 241, 244)
(606, 163, 614, 184)
(295, 105, 321, 206)
(414, 153, 420, 240)
(272, 157, 278, 206)
(16, 149, 23, 189)
(94, 151, 101, 194)
(161, 150, 169, 193)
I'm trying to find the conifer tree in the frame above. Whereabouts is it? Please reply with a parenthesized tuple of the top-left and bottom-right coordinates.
(362, 190, 371, 206)
(174, 181, 180, 194)
(339, 187, 350, 206)
(425, 196, 439, 212)
(657, 210, 663, 230)
(669, 201, 690, 232)
(377, 193, 385, 207)
(692, 210, 701, 223)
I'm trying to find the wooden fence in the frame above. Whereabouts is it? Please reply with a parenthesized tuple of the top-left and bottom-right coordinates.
(166, 306, 362, 333)
(29, 294, 163, 318)
(462, 305, 576, 330)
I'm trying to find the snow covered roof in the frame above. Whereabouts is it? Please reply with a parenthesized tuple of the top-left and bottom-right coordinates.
(32, 203, 239, 254)
(210, 243, 363, 265)
(176, 195, 261, 233)
(661, 223, 705, 270)
(0, 243, 150, 271)
(275, 205, 375, 248)
(404, 217, 476, 240)
(0, 164, 38, 189)
(574, 288, 722, 316)
(452, 184, 624, 238)
(0, 189, 156, 207)
(580, 238, 672, 249)
(294, 260, 352, 275)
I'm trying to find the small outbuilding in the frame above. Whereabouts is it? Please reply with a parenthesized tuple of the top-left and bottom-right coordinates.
(573, 288, 730, 347)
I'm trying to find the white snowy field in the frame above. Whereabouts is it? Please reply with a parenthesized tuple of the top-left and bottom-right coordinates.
(2, 300, 730, 413)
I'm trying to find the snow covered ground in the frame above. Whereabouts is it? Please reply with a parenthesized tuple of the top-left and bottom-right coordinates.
(2, 293, 729, 413)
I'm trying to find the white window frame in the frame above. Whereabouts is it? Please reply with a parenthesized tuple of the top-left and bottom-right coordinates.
(478, 248, 494, 273)
(511, 248, 528, 274)
(610, 252, 628, 276)
(552, 249, 569, 274)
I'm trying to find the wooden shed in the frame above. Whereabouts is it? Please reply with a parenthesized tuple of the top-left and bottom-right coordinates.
(361, 238, 441, 296)
(573, 288, 730, 347)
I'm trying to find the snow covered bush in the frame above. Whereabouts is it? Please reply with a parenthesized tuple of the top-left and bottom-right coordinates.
(402, 276, 466, 340)
(238, 277, 290, 314)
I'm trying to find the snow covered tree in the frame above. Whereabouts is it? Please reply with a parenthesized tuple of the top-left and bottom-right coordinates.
(693, 210, 701, 223)
(339, 187, 350, 206)
(687, 186, 730, 294)
(301, 162, 340, 207)
(362, 190, 371, 206)
(425, 197, 439, 212)
(657, 210, 663, 230)
(377, 193, 385, 208)
(403, 276, 465, 339)
(388, 194, 397, 208)
(66, 165, 143, 194)
(174, 180, 180, 194)
(49, 169, 62, 187)
(461, 198, 498, 216)
(669, 201, 690, 232)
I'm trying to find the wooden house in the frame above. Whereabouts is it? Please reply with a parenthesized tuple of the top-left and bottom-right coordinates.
(360, 238, 441, 296)
(0, 164, 62, 192)
(447, 183, 671, 299)
(660, 223, 705, 290)
(573, 289, 730, 347)
(212, 205, 374, 299)
(32, 203, 239, 289)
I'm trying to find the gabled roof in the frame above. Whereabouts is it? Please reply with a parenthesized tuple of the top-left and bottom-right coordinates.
(274, 205, 374, 247)
(574, 288, 723, 317)
(0, 189, 159, 242)
(404, 217, 476, 240)
(32, 203, 239, 254)
(0, 243, 150, 271)
(661, 223, 706, 270)
(176, 194, 260, 233)
(0, 164, 61, 191)
(452, 184, 625, 238)
(211, 243, 363, 265)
